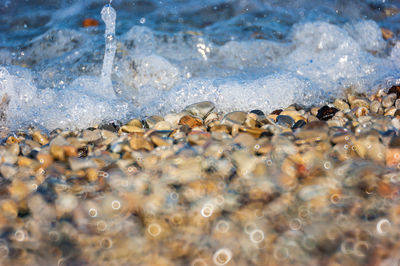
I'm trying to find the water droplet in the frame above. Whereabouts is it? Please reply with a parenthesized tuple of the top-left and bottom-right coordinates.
(244, 222, 257, 235)
(330, 193, 341, 204)
(191, 258, 207, 266)
(201, 203, 214, 218)
(354, 241, 369, 257)
(170, 192, 179, 201)
(147, 223, 162, 237)
(250, 229, 264, 244)
(101, 237, 113, 249)
(323, 161, 331, 169)
(216, 220, 230, 233)
(97, 220, 107, 231)
(340, 238, 355, 254)
(0, 245, 8, 258)
(14, 230, 24, 242)
(289, 218, 302, 230)
(111, 200, 121, 210)
(49, 231, 60, 242)
(212, 248, 232, 265)
(88, 208, 98, 217)
(273, 246, 289, 260)
(376, 219, 391, 235)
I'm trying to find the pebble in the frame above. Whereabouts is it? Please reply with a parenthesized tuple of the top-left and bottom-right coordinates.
(221, 111, 247, 126)
(126, 118, 142, 128)
(32, 131, 49, 146)
(129, 135, 154, 151)
(68, 157, 97, 171)
(145, 116, 164, 128)
(82, 129, 102, 142)
(382, 93, 397, 108)
(316, 106, 339, 121)
(276, 115, 295, 127)
(183, 101, 215, 119)
(370, 100, 382, 113)
(178, 115, 203, 128)
(0, 164, 17, 179)
(334, 99, 350, 111)
(388, 85, 400, 98)
(153, 121, 172, 131)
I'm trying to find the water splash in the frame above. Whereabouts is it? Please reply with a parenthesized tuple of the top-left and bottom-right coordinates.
(100, 3, 117, 95)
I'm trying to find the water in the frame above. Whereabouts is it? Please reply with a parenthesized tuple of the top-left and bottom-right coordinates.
(1, 0, 400, 130)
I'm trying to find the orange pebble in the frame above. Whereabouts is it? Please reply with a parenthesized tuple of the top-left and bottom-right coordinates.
(82, 18, 99, 28)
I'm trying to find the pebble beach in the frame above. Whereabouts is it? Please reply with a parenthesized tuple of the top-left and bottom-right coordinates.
(1, 86, 400, 265)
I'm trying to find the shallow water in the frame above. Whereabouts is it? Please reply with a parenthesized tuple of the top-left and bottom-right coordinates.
(1, 0, 400, 130)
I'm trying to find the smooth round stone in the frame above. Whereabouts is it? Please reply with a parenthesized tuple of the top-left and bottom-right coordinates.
(32, 131, 49, 146)
(183, 101, 215, 119)
(221, 111, 247, 126)
(0, 164, 17, 179)
(276, 115, 295, 127)
(153, 121, 172, 131)
(382, 93, 397, 108)
(333, 99, 350, 111)
(370, 100, 381, 113)
(250, 109, 265, 117)
(178, 115, 203, 128)
(292, 120, 306, 130)
(395, 99, 400, 109)
(82, 129, 101, 142)
(126, 119, 142, 128)
(145, 116, 164, 128)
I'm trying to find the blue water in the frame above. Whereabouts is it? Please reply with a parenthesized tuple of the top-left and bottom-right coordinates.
(1, 0, 400, 129)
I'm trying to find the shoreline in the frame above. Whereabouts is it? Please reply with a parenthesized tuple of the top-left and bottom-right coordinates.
(0, 85, 400, 265)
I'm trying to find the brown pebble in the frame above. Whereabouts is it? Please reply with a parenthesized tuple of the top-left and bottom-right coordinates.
(382, 93, 397, 108)
(209, 125, 230, 134)
(386, 148, 400, 167)
(8, 179, 30, 201)
(126, 118, 142, 128)
(334, 99, 350, 111)
(119, 125, 145, 134)
(151, 135, 172, 147)
(36, 154, 54, 168)
(86, 168, 98, 182)
(63, 146, 78, 157)
(17, 156, 34, 167)
(50, 145, 65, 161)
(32, 131, 49, 145)
(129, 135, 154, 151)
(381, 28, 394, 40)
(179, 115, 203, 128)
(384, 107, 397, 116)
